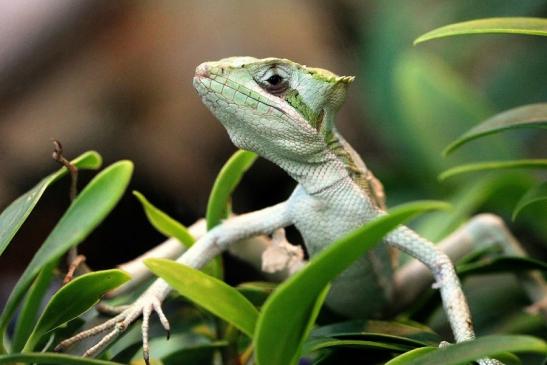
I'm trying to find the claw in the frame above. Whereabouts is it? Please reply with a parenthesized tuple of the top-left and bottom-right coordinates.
(142, 304, 152, 365)
(152, 299, 170, 335)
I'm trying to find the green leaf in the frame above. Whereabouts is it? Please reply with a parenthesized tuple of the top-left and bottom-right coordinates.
(206, 150, 257, 230)
(0, 352, 123, 364)
(513, 181, 547, 220)
(303, 337, 412, 355)
(439, 159, 547, 181)
(254, 201, 450, 365)
(415, 17, 547, 45)
(0, 160, 133, 353)
(204, 150, 257, 278)
(300, 284, 331, 356)
(144, 258, 259, 338)
(11, 261, 57, 352)
(311, 320, 440, 347)
(133, 191, 195, 247)
(237, 281, 277, 307)
(23, 269, 131, 352)
(144, 333, 227, 365)
(384, 347, 437, 365)
(0, 151, 102, 257)
(444, 103, 547, 155)
(457, 256, 547, 276)
(385, 335, 546, 365)
(161, 342, 227, 365)
(133, 191, 220, 276)
(386, 348, 528, 365)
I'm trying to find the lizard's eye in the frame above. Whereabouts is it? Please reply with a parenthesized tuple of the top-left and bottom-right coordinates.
(266, 75, 283, 85)
(261, 73, 288, 95)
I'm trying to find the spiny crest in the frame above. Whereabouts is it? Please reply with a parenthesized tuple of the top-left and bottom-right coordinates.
(306, 66, 355, 85)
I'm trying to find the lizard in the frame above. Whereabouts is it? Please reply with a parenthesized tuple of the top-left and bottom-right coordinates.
(56, 57, 547, 365)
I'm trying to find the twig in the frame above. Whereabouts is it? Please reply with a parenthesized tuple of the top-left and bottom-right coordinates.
(51, 139, 78, 202)
(51, 139, 89, 283)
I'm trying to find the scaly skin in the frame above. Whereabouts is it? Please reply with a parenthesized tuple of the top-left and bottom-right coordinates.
(55, 57, 510, 365)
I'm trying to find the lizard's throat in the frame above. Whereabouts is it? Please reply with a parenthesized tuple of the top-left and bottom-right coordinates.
(264, 148, 352, 197)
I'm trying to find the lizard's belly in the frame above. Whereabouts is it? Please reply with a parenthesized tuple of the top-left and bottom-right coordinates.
(287, 185, 394, 318)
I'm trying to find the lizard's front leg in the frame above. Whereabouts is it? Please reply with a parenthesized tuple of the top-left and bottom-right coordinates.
(108, 217, 290, 298)
(56, 202, 292, 364)
(387, 225, 503, 365)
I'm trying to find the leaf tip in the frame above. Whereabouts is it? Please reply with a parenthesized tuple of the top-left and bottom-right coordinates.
(143, 257, 165, 270)
(86, 150, 103, 168)
(437, 172, 449, 182)
(118, 269, 133, 282)
(442, 145, 455, 157)
(413, 36, 426, 45)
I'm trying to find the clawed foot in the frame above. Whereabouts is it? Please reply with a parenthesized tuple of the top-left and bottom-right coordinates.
(261, 228, 305, 275)
(55, 293, 170, 365)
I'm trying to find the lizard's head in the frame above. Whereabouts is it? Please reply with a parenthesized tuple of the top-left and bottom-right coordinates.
(193, 57, 354, 162)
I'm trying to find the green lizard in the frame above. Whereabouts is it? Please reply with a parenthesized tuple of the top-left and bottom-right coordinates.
(57, 57, 547, 365)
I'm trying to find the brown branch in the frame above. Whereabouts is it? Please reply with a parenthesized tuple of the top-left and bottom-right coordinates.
(51, 139, 90, 283)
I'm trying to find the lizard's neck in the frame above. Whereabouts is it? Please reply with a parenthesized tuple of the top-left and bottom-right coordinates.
(262, 113, 368, 200)
(275, 150, 354, 198)
(268, 111, 384, 207)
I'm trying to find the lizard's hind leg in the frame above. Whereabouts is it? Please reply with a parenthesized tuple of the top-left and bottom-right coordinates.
(386, 224, 504, 365)
(393, 213, 547, 318)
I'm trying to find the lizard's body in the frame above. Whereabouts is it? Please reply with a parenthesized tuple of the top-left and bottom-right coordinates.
(58, 57, 547, 365)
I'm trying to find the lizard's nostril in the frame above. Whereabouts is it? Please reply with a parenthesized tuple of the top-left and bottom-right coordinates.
(195, 63, 210, 78)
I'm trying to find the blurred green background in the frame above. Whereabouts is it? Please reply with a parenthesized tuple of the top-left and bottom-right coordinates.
(0, 0, 545, 340)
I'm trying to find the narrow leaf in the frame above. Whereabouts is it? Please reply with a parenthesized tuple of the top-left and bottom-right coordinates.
(457, 256, 547, 276)
(0, 151, 102, 256)
(0, 352, 123, 364)
(513, 181, 547, 220)
(237, 281, 277, 307)
(439, 159, 547, 181)
(385, 335, 546, 365)
(415, 17, 547, 45)
(297, 284, 331, 363)
(384, 347, 437, 365)
(206, 150, 257, 230)
(11, 261, 57, 352)
(444, 103, 547, 155)
(133, 191, 195, 247)
(204, 150, 257, 278)
(254, 201, 450, 365)
(311, 320, 440, 347)
(145, 258, 259, 337)
(161, 342, 227, 365)
(23, 269, 130, 352)
(0, 161, 133, 352)
(303, 337, 412, 355)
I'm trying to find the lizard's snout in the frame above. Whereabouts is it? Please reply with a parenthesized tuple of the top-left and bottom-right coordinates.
(194, 62, 210, 78)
